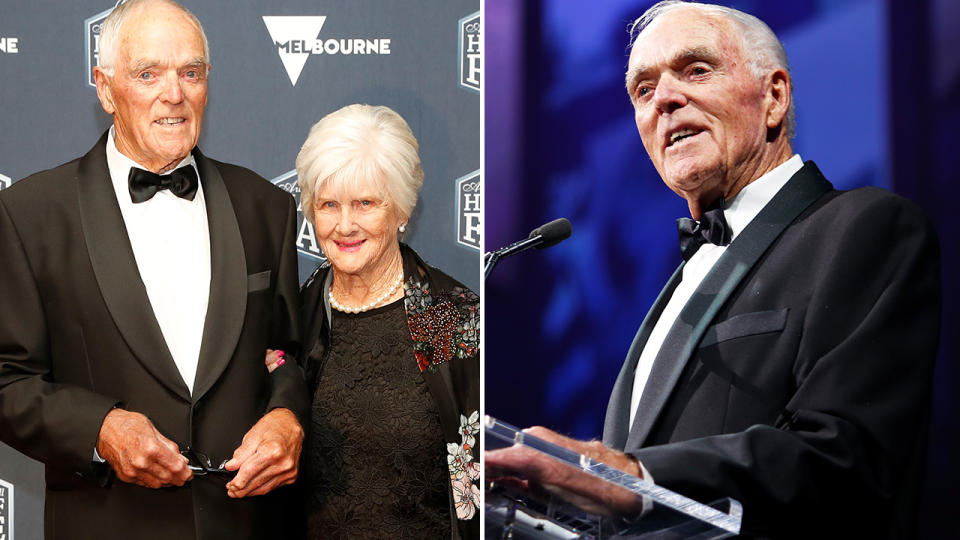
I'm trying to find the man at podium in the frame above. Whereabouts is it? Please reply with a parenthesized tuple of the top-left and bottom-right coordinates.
(485, 1, 941, 538)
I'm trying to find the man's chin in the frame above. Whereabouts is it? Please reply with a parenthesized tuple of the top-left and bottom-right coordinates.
(151, 130, 197, 150)
(663, 161, 720, 194)
(151, 143, 195, 165)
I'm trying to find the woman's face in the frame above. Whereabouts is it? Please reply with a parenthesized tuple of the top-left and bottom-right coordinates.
(312, 181, 404, 280)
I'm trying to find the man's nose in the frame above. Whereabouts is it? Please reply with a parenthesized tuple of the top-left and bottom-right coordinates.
(652, 74, 688, 113)
(160, 73, 184, 104)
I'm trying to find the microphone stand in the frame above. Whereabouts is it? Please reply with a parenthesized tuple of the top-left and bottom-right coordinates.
(483, 252, 500, 280)
(484, 236, 543, 280)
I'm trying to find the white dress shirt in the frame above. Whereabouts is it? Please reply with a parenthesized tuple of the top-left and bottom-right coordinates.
(628, 155, 804, 427)
(106, 127, 211, 394)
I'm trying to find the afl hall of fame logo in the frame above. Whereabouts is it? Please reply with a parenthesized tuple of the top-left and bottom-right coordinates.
(85, 6, 115, 88)
(270, 170, 324, 263)
(456, 170, 481, 250)
(0, 476, 13, 540)
(459, 11, 480, 93)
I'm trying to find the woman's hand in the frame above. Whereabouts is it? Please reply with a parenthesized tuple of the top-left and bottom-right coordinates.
(264, 349, 286, 373)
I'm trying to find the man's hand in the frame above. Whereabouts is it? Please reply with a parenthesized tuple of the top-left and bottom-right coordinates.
(96, 408, 193, 488)
(485, 426, 646, 516)
(224, 407, 303, 498)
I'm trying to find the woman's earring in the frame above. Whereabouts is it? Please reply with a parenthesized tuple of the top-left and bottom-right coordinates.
(399, 223, 407, 233)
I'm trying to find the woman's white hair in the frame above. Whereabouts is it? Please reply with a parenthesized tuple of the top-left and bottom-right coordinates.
(629, 0, 795, 140)
(297, 104, 424, 226)
(97, 0, 210, 77)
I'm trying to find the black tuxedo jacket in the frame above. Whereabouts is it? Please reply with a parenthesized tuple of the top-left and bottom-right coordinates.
(0, 133, 309, 540)
(603, 162, 941, 539)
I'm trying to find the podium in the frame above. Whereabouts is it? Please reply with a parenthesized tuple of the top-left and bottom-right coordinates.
(485, 416, 742, 539)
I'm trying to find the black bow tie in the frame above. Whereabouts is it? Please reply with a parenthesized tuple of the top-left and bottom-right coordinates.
(128, 165, 198, 203)
(676, 199, 732, 261)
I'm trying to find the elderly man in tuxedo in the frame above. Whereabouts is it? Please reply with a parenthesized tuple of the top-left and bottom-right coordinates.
(0, 1, 308, 538)
(485, 1, 941, 538)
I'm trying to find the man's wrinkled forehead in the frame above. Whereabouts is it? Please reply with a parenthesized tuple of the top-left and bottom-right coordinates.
(118, 3, 207, 61)
(628, 8, 738, 72)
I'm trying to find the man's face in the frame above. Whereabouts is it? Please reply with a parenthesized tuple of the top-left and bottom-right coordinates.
(94, 3, 208, 173)
(626, 8, 770, 205)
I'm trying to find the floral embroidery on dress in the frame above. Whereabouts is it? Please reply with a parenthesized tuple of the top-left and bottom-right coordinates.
(458, 410, 479, 452)
(405, 276, 480, 373)
(452, 477, 481, 520)
(448, 410, 481, 520)
(447, 442, 472, 478)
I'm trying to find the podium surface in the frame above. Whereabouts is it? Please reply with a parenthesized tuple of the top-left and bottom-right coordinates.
(485, 416, 741, 539)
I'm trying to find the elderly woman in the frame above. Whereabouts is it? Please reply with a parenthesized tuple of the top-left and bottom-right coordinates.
(268, 104, 479, 539)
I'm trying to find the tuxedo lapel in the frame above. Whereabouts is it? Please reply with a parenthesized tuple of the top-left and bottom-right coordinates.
(191, 150, 247, 402)
(603, 265, 683, 450)
(77, 132, 191, 401)
(623, 162, 833, 449)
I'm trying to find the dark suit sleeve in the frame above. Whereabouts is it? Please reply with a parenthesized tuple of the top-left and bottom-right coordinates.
(264, 194, 309, 425)
(631, 194, 941, 537)
(0, 198, 118, 472)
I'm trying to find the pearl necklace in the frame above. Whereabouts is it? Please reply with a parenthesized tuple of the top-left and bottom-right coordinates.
(329, 272, 404, 314)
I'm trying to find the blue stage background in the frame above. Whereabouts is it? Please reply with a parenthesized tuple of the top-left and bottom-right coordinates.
(485, 0, 958, 536)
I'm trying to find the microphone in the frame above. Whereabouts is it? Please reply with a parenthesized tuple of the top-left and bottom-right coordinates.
(484, 218, 572, 279)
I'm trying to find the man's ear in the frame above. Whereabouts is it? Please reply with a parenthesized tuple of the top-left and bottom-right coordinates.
(93, 67, 116, 115)
(764, 68, 791, 130)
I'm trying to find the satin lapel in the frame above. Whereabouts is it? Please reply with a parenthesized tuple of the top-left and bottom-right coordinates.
(625, 162, 833, 449)
(77, 132, 190, 401)
(602, 264, 683, 450)
(191, 150, 247, 402)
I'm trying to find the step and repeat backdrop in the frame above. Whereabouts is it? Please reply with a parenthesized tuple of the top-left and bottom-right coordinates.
(0, 1, 480, 537)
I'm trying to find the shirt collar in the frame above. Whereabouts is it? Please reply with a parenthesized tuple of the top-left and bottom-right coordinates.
(723, 154, 803, 240)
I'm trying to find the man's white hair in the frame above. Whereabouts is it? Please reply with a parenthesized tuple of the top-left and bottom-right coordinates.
(296, 104, 424, 227)
(629, 0, 795, 141)
(97, 0, 210, 77)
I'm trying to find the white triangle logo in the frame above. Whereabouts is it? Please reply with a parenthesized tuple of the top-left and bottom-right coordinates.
(262, 16, 326, 86)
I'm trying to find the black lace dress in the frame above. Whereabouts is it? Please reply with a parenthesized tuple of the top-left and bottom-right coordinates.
(305, 299, 451, 539)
